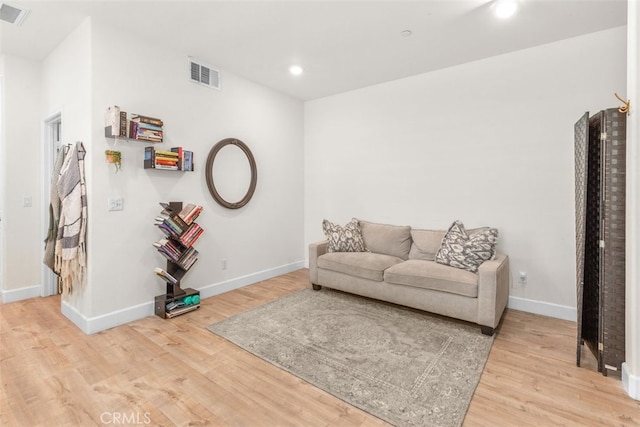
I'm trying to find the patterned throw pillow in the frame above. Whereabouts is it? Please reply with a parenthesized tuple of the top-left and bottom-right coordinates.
(322, 218, 366, 253)
(435, 221, 498, 273)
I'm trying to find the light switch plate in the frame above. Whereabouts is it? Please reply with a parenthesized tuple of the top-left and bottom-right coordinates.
(108, 197, 124, 211)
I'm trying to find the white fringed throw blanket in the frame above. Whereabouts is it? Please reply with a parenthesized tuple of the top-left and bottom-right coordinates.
(55, 142, 87, 295)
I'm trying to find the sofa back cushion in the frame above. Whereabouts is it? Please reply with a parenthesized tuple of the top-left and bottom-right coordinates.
(409, 229, 447, 261)
(358, 219, 412, 260)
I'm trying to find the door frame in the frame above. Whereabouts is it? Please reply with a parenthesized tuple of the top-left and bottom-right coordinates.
(41, 110, 62, 297)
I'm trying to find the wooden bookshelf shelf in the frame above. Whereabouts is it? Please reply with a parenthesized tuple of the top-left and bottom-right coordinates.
(153, 201, 204, 319)
(105, 106, 164, 143)
(144, 146, 194, 171)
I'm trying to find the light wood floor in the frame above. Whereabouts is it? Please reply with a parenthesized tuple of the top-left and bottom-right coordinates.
(1, 269, 639, 426)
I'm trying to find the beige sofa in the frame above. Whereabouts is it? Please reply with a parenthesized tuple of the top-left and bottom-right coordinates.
(308, 220, 510, 335)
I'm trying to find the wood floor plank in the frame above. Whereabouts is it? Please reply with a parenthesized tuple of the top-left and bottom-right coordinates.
(1, 268, 639, 426)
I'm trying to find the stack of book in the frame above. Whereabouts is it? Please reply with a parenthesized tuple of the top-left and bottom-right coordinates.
(155, 149, 180, 170)
(153, 239, 199, 270)
(178, 204, 203, 225)
(177, 247, 199, 270)
(144, 146, 194, 171)
(154, 210, 187, 238)
(130, 114, 163, 142)
(179, 223, 204, 247)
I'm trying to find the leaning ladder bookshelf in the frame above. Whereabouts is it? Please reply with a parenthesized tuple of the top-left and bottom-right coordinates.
(153, 201, 204, 318)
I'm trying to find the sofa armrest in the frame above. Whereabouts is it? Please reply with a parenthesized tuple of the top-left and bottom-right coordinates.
(309, 240, 328, 285)
(477, 252, 510, 329)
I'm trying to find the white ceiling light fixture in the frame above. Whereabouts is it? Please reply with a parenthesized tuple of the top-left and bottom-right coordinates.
(494, 0, 518, 19)
(289, 65, 304, 76)
(400, 30, 413, 38)
(0, 1, 30, 26)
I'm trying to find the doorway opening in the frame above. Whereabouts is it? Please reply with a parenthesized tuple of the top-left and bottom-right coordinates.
(42, 112, 62, 297)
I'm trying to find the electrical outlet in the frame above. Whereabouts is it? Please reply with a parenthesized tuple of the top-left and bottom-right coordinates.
(518, 271, 527, 285)
(22, 196, 32, 207)
(222, 259, 227, 270)
(107, 197, 124, 211)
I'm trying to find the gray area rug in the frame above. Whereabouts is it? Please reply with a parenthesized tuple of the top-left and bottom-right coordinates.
(207, 288, 494, 427)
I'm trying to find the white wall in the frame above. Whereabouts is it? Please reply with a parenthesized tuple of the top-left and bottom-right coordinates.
(85, 20, 304, 322)
(0, 53, 43, 301)
(304, 27, 627, 317)
(40, 17, 93, 314)
(2, 17, 304, 331)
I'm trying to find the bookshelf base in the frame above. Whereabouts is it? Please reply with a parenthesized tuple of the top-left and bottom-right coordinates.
(154, 288, 200, 319)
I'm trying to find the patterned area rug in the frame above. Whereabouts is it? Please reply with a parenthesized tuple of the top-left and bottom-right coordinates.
(207, 288, 494, 427)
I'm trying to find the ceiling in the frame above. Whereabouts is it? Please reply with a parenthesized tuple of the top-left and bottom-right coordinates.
(0, 0, 628, 100)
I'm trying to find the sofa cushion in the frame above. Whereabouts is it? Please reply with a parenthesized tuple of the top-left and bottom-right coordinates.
(409, 229, 446, 261)
(435, 221, 498, 273)
(318, 252, 404, 282)
(322, 218, 366, 253)
(384, 259, 479, 297)
(358, 220, 412, 260)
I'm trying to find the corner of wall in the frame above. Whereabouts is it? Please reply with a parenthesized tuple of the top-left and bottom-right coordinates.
(623, 363, 640, 401)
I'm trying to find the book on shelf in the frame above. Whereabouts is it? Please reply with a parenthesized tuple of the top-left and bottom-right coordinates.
(171, 146, 184, 170)
(105, 106, 120, 129)
(144, 146, 194, 171)
(104, 106, 128, 138)
(165, 213, 188, 234)
(156, 222, 179, 239)
(129, 115, 164, 142)
(154, 267, 178, 285)
(154, 240, 198, 270)
(155, 164, 179, 171)
(184, 151, 194, 171)
(168, 147, 195, 172)
(137, 122, 163, 131)
(155, 158, 178, 167)
(155, 149, 178, 157)
(178, 204, 203, 225)
(177, 247, 199, 270)
(178, 223, 203, 247)
(131, 114, 164, 127)
(119, 111, 127, 137)
(144, 146, 155, 168)
(165, 304, 199, 318)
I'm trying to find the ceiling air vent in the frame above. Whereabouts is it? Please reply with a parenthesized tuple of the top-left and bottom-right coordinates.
(189, 57, 220, 90)
(0, 2, 29, 26)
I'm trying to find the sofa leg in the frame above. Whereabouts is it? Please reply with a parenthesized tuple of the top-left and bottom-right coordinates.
(480, 326, 494, 336)
(312, 284, 322, 291)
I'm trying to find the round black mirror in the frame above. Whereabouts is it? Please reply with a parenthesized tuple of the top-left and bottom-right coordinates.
(205, 138, 257, 209)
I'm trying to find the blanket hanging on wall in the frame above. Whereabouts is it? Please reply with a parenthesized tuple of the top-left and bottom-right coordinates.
(43, 145, 67, 274)
(55, 141, 87, 296)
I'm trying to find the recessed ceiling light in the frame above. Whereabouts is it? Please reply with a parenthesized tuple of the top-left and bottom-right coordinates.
(494, 0, 518, 19)
(289, 65, 304, 76)
(400, 30, 413, 38)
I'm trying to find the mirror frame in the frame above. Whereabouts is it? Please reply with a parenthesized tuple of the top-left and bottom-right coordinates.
(205, 138, 257, 209)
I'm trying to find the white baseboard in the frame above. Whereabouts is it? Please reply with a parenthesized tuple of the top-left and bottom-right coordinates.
(507, 296, 576, 321)
(1, 284, 42, 303)
(62, 299, 155, 335)
(62, 260, 306, 334)
(623, 363, 640, 401)
(198, 261, 306, 299)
